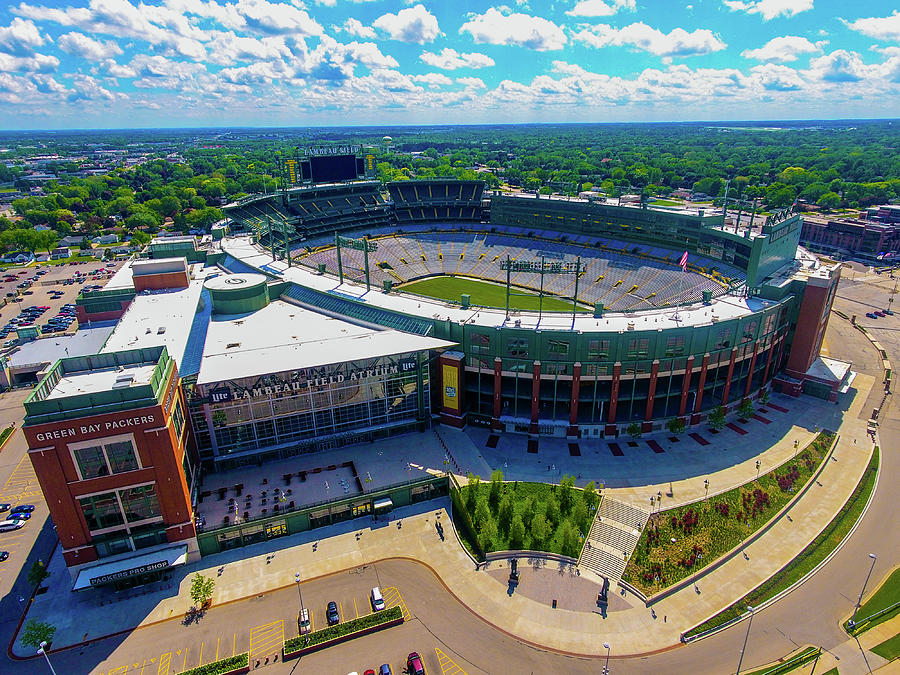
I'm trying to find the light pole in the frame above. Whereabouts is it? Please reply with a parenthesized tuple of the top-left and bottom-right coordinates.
(755, 460, 761, 479)
(38, 641, 58, 675)
(603, 642, 611, 674)
(735, 605, 755, 674)
(657, 491, 662, 514)
(704, 478, 709, 501)
(294, 572, 306, 640)
(850, 553, 877, 628)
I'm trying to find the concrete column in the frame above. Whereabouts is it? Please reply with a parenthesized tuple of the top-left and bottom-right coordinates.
(692, 353, 710, 425)
(679, 355, 695, 417)
(744, 342, 760, 398)
(761, 339, 776, 385)
(568, 362, 582, 437)
(721, 347, 739, 405)
(492, 357, 503, 431)
(606, 362, 621, 436)
(529, 360, 541, 434)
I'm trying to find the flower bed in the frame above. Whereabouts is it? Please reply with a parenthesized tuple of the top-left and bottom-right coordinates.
(622, 431, 835, 595)
(181, 652, 249, 675)
(283, 606, 402, 658)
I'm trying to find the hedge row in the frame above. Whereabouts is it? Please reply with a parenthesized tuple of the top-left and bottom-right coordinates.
(284, 605, 402, 654)
(181, 652, 249, 675)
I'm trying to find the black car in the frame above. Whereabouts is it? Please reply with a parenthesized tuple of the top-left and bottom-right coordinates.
(0, 503, 10, 512)
(326, 601, 340, 625)
(0, 551, 9, 561)
(11, 504, 35, 513)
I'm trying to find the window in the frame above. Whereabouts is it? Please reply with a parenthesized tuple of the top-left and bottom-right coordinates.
(547, 340, 570, 357)
(507, 337, 529, 358)
(73, 445, 108, 479)
(470, 333, 491, 355)
(664, 336, 685, 357)
(172, 399, 185, 439)
(588, 339, 610, 359)
(79, 492, 124, 531)
(742, 320, 758, 343)
(119, 485, 160, 523)
(713, 328, 732, 350)
(71, 436, 139, 480)
(626, 338, 649, 359)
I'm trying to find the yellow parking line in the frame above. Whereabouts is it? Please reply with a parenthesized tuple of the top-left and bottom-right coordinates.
(107, 667, 127, 675)
(198, 641, 203, 667)
(249, 619, 284, 659)
(232, 633, 236, 657)
(435, 647, 467, 675)
(382, 586, 411, 622)
(354, 597, 359, 619)
(156, 652, 171, 675)
(339, 601, 344, 623)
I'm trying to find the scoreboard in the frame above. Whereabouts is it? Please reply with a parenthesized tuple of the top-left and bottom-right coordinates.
(282, 145, 374, 186)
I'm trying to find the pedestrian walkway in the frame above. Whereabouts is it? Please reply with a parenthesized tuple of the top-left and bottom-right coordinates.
(14, 375, 878, 659)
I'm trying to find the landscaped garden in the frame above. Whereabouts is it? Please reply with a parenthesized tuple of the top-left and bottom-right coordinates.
(452, 471, 598, 559)
(622, 431, 836, 595)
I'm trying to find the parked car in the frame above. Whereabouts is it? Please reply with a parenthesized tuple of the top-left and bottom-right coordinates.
(0, 551, 8, 561)
(298, 607, 310, 634)
(0, 503, 10, 512)
(370, 587, 385, 611)
(378, 665, 392, 675)
(6, 512, 29, 521)
(11, 505, 35, 513)
(0, 520, 24, 532)
(866, 312, 878, 319)
(406, 652, 425, 675)
(875, 310, 886, 317)
(326, 601, 340, 626)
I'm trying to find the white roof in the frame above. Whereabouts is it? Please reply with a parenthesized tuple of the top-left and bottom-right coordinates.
(221, 236, 774, 333)
(72, 544, 188, 591)
(47, 364, 158, 399)
(101, 275, 209, 368)
(197, 299, 452, 385)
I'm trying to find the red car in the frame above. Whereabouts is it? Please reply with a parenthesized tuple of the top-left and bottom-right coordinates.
(406, 653, 425, 675)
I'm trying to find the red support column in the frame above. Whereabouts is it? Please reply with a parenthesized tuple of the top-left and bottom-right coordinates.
(529, 361, 541, 435)
(744, 342, 760, 398)
(568, 362, 582, 438)
(691, 353, 710, 425)
(491, 357, 503, 431)
(761, 339, 776, 385)
(679, 355, 695, 417)
(721, 347, 738, 406)
(606, 362, 621, 436)
(643, 360, 660, 432)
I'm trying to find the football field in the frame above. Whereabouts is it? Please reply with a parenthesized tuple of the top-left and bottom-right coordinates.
(400, 276, 588, 312)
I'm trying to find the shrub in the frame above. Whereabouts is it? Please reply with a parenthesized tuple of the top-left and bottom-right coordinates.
(20, 620, 55, 650)
(509, 514, 525, 549)
(189, 573, 215, 607)
(181, 653, 249, 675)
(284, 606, 402, 654)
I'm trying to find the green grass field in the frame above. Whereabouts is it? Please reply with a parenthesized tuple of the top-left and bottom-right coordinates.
(400, 275, 588, 312)
(872, 632, 900, 661)
(846, 566, 900, 634)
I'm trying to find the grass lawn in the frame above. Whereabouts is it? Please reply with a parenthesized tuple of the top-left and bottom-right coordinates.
(649, 199, 684, 206)
(400, 275, 588, 313)
(741, 647, 821, 675)
(453, 473, 598, 558)
(686, 445, 879, 639)
(872, 631, 900, 661)
(623, 431, 834, 595)
(845, 567, 900, 635)
(43, 254, 98, 266)
(0, 425, 14, 447)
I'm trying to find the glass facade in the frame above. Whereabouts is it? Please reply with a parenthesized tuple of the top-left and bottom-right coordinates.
(72, 438, 139, 479)
(79, 484, 161, 533)
(189, 351, 428, 458)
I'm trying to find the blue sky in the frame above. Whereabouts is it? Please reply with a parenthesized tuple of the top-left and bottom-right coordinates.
(0, 0, 898, 128)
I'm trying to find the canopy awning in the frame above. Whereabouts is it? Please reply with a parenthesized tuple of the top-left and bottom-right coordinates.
(373, 497, 393, 510)
(73, 544, 188, 591)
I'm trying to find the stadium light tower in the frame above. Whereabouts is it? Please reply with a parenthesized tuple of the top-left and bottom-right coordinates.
(499, 255, 583, 325)
(335, 233, 378, 291)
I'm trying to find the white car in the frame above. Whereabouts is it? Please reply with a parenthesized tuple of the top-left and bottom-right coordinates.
(0, 520, 24, 532)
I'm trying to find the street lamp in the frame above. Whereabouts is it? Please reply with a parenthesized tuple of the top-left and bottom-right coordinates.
(755, 460, 761, 479)
(603, 642, 611, 674)
(735, 605, 755, 674)
(37, 641, 57, 675)
(294, 572, 307, 640)
(850, 554, 877, 628)
(704, 478, 709, 501)
(657, 491, 662, 514)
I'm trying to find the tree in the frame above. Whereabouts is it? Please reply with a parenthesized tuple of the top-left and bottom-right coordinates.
(27, 560, 49, 586)
(509, 513, 525, 549)
(20, 620, 55, 650)
(498, 494, 514, 534)
(582, 480, 599, 510)
(530, 513, 550, 547)
(189, 572, 215, 608)
(130, 230, 151, 247)
(488, 469, 503, 510)
(738, 398, 755, 420)
(626, 421, 642, 439)
(816, 191, 841, 210)
(666, 417, 686, 436)
(708, 406, 727, 431)
(544, 494, 560, 528)
(478, 517, 497, 552)
(758, 388, 770, 405)
(558, 474, 575, 514)
(572, 499, 590, 531)
(37, 230, 59, 256)
(474, 499, 491, 530)
(125, 211, 161, 231)
(466, 473, 480, 513)
(559, 519, 581, 558)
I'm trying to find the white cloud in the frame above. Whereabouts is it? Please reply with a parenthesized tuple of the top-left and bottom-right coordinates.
(337, 18, 377, 40)
(460, 8, 567, 51)
(0, 18, 46, 56)
(0, 51, 60, 73)
(843, 12, 900, 43)
(58, 32, 124, 61)
(566, 0, 635, 18)
(807, 49, 874, 82)
(723, 0, 814, 21)
(572, 22, 726, 57)
(373, 4, 440, 44)
(420, 47, 494, 70)
(413, 72, 453, 88)
(749, 62, 805, 90)
(204, 32, 291, 66)
(456, 76, 486, 88)
(68, 73, 117, 101)
(741, 35, 822, 62)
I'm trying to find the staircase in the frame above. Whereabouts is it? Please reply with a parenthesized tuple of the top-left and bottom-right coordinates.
(577, 497, 650, 585)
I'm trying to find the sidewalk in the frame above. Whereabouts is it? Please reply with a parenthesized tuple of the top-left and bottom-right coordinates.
(14, 375, 878, 658)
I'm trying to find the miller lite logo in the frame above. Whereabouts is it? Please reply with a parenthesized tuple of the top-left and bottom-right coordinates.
(445, 386, 457, 399)
(210, 388, 232, 404)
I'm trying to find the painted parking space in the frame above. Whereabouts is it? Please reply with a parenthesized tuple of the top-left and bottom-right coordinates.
(248, 619, 284, 660)
(97, 632, 242, 675)
(435, 647, 467, 675)
(382, 586, 411, 621)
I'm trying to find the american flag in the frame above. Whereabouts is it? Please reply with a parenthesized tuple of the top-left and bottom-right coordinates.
(679, 251, 688, 272)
